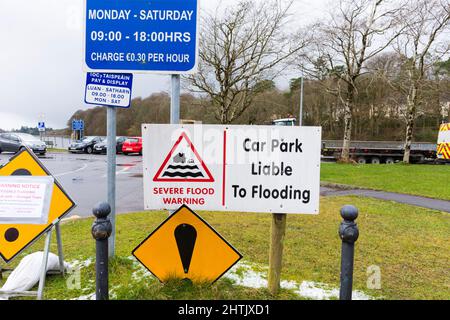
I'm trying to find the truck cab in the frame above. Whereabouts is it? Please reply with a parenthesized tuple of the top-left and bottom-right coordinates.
(271, 118, 296, 126)
(437, 123, 450, 162)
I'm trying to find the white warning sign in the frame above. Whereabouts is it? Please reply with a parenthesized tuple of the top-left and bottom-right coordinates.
(143, 124, 322, 214)
(0, 176, 54, 224)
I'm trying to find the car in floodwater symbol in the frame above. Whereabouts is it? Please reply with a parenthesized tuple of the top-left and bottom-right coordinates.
(173, 153, 186, 163)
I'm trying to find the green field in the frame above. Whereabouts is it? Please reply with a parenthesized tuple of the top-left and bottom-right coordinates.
(1, 196, 448, 300)
(321, 163, 450, 200)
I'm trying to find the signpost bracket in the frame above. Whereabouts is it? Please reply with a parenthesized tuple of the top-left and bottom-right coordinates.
(55, 222, 65, 275)
(37, 229, 52, 300)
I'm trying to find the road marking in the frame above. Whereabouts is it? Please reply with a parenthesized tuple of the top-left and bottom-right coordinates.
(101, 166, 134, 178)
(54, 163, 88, 177)
(114, 167, 131, 176)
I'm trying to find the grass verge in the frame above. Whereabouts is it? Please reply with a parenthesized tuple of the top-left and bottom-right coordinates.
(47, 148, 67, 153)
(1, 196, 448, 300)
(321, 163, 450, 200)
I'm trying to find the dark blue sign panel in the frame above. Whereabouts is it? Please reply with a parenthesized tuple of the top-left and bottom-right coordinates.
(72, 120, 84, 131)
(85, 73, 133, 108)
(85, 0, 199, 73)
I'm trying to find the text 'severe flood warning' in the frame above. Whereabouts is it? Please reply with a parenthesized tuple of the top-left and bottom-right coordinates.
(143, 125, 322, 214)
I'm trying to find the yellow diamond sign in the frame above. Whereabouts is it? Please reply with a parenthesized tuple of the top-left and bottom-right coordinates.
(133, 205, 242, 283)
(0, 149, 75, 262)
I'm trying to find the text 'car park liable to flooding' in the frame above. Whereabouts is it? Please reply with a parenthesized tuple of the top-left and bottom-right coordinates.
(142, 125, 322, 214)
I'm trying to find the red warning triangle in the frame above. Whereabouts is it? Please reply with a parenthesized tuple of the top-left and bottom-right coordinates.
(153, 132, 214, 182)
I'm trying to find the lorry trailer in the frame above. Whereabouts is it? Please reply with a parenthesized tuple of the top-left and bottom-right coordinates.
(321, 140, 436, 164)
(271, 117, 440, 164)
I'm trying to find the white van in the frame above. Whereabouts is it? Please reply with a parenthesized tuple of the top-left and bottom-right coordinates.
(437, 123, 450, 162)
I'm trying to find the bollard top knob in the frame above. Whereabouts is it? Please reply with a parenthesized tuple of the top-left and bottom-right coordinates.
(340, 205, 358, 221)
(93, 202, 111, 219)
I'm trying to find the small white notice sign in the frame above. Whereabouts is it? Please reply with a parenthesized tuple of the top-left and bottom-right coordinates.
(0, 176, 54, 225)
(84, 72, 133, 108)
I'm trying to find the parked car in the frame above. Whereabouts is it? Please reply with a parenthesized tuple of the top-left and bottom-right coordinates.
(68, 136, 103, 154)
(94, 136, 127, 154)
(122, 137, 142, 155)
(116, 136, 127, 154)
(0, 133, 46, 155)
(0, 133, 22, 154)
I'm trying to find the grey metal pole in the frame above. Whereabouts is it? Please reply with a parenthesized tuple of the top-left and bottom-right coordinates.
(299, 76, 304, 126)
(37, 230, 52, 300)
(92, 202, 112, 300)
(169, 74, 181, 216)
(55, 222, 65, 275)
(107, 106, 117, 257)
(171, 74, 181, 124)
(338, 205, 359, 300)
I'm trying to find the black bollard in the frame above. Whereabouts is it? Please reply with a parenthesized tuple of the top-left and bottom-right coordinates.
(338, 205, 359, 300)
(92, 202, 112, 300)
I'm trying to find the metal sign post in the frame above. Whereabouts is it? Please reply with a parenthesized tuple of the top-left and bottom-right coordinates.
(168, 74, 181, 216)
(171, 75, 181, 125)
(83, 72, 133, 258)
(299, 76, 304, 127)
(107, 107, 117, 257)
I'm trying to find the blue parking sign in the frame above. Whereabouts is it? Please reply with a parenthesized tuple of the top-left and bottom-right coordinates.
(85, 72, 133, 108)
(72, 120, 84, 131)
(84, 0, 199, 74)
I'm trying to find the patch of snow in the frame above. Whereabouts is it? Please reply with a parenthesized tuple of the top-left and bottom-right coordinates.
(71, 292, 95, 300)
(224, 261, 375, 300)
(295, 281, 339, 300)
(67, 257, 93, 270)
(127, 256, 156, 283)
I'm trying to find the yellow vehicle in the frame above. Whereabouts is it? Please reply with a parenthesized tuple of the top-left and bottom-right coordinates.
(437, 123, 450, 162)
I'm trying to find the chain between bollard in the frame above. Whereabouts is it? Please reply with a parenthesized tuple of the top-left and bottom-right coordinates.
(338, 205, 359, 300)
(92, 202, 112, 300)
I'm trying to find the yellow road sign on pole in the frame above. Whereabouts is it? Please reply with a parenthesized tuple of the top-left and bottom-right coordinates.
(0, 149, 75, 262)
(133, 205, 242, 283)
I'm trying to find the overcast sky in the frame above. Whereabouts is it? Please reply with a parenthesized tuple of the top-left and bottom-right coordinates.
(0, 0, 327, 130)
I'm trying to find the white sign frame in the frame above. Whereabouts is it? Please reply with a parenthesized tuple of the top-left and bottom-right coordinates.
(142, 124, 322, 214)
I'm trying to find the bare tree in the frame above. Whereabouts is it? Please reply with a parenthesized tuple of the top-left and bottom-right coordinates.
(305, 0, 403, 161)
(187, 0, 308, 124)
(392, 0, 450, 163)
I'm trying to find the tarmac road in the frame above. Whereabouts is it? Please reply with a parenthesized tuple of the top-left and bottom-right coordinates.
(0, 152, 144, 217)
(321, 187, 450, 213)
(0, 152, 448, 217)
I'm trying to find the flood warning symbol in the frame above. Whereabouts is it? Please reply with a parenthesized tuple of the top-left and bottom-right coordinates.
(153, 132, 214, 182)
